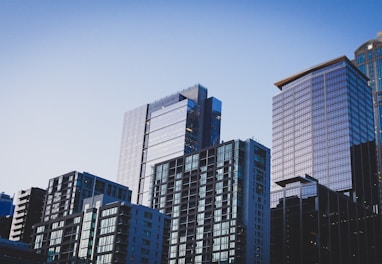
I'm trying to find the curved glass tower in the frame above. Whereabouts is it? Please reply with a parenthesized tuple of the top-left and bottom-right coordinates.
(354, 31, 382, 178)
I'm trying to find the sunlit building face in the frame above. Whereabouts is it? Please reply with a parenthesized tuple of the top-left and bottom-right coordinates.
(272, 56, 378, 210)
(117, 84, 221, 206)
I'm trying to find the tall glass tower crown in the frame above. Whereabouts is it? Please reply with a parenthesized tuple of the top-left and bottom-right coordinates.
(272, 56, 379, 210)
(354, 31, 382, 178)
(117, 84, 222, 205)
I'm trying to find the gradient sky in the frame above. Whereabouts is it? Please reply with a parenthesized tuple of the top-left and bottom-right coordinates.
(1, 0, 381, 197)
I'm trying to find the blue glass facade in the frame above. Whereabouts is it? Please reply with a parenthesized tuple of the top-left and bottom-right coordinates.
(117, 84, 222, 205)
(272, 57, 378, 210)
(0, 193, 14, 217)
(354, 33, 382, 199)
(355, 38, 382, 92)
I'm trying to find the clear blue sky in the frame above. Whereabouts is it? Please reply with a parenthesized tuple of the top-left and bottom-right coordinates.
(1, 0, 381, 196)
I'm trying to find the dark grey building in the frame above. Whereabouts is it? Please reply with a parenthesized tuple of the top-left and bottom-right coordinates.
(117, 84, 222, 206)
(0, 237, 44, 264)
(0, 215, 12, 239)
(33, 194, 170, 264)
(42, 171, 132, 222)
(271, 175, 381, 264)
(9, 187, 46, 244)
(151, 139, 270, 264)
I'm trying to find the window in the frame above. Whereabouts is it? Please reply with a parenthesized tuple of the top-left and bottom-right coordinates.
(99, 217, 116, 235)
(144, 211, 153, 219)
(97, 235, 114, 253)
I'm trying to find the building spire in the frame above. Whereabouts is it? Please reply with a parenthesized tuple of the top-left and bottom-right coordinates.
(377, 31, 382, 39)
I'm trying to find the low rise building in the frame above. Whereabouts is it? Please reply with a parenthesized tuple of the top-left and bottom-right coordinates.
(33, 194, 170, 264)
(271, 175, 382, 264)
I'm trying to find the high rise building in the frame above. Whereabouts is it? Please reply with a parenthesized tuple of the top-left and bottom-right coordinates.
(271, 175, 381, 264)
(117, 84, 222, 205)
(272, 56, 379, 211)
(354, 31, 382, 91)
(271, 56, 382, 263)
(9, 187, 46, 244)
(354, 31, 382, 188)
(42, 171, 132, 222)
(150, 139, 270, 264)
(33, 194, 170, 264)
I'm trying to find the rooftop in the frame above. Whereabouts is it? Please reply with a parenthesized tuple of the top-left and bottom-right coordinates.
(274, 56, 367, 90)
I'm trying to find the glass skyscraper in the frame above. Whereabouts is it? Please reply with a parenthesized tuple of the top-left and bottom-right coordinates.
(354, 31, 382, 180)
(117, 84, 221, 205)
(271, 56, 382, 263)
(272, 56, 379, 211)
